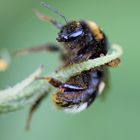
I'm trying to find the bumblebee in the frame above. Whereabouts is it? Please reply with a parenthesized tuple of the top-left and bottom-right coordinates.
(22, 2, 120, 129)
(50, 20, 108, 113)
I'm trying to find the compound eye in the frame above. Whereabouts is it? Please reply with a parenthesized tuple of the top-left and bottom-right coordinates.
(57, 28, 84, 42)
(69, 29, 84, 38)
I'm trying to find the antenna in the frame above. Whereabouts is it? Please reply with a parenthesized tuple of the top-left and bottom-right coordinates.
(41, 1, 68, 23)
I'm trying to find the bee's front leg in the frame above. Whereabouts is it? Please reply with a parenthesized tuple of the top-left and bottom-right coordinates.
(14, 44, 60, 57)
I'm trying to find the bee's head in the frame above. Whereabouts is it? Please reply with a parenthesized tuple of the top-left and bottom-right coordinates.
(40, 2, 85, 43)
(57, 21, 84, 42)
(39, 2, 89, 51)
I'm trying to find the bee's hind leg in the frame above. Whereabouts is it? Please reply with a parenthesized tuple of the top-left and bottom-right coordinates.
(26, 92, 48, 130)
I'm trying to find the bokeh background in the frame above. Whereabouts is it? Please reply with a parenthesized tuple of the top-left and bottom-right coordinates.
(0, 0, 139, 140)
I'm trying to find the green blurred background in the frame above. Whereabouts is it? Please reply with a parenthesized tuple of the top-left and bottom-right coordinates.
(0, 0, 139, 140)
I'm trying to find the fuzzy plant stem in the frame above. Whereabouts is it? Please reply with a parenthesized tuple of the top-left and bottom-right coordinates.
(0, 44, 123, 114)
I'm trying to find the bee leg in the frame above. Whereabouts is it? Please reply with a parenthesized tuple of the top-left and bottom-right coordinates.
(36, 76, 64, 88)
(46, 77, 86, 92)
(36, 76, 86, 92)
(107, 58, 120, 68)
(14, 44, 60, 57)
(33, 9, 63, 29)
(26, 92, 48, 130)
